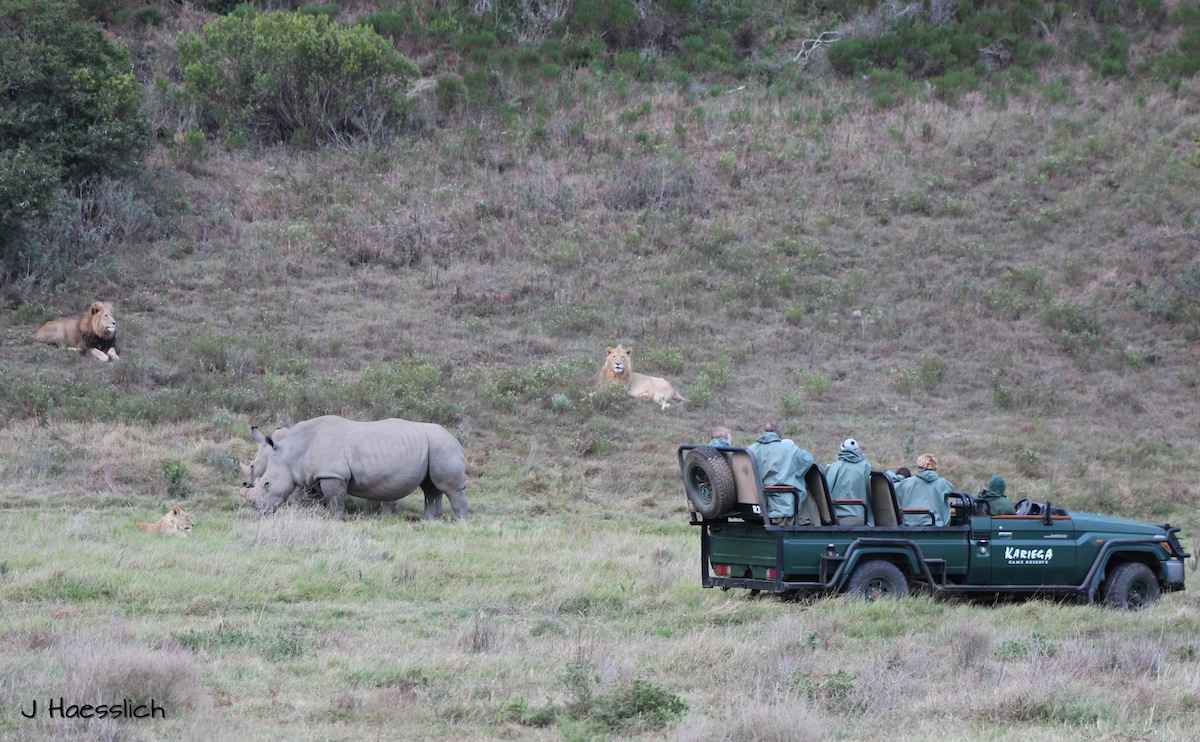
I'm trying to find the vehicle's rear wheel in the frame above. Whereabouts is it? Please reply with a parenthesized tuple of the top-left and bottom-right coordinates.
(844, 559, 908, 601)
(683, 446, 737, 519)
(1101, 562, 1160, 610)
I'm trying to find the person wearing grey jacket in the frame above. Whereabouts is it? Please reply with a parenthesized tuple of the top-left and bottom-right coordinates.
(895, 453, 953, 526)
(826, 438, 873, 525)
(747, 421, 815, 526)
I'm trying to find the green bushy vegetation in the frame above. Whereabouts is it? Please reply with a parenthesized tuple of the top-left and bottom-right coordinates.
(178, 9, 418, 146)
(0, 0, 150, 280)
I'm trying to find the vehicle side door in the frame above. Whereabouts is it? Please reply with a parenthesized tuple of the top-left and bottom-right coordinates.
(990, 513, 1077, 585)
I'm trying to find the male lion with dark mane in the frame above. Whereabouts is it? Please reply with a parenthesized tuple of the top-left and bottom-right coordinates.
(599, 344, 687, 410)
(34, 301, 120, 362)
(137, 506, 194, 536)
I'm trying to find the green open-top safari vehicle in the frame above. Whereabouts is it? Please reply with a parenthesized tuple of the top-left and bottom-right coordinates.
(680, 444, 1189, 609)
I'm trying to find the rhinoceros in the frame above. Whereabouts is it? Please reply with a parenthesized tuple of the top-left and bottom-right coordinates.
(247, 415, 469, 520)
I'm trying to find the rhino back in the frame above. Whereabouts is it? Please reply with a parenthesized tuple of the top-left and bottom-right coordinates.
(292, 417, 457, 499)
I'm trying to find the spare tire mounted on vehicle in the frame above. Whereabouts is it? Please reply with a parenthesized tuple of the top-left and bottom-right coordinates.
(683, 446, 737, 518)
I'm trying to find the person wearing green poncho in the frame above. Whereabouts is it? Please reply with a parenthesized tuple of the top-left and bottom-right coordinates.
(895, 453, 954, 526)
(977, 474, 1016, 515)
(826, 438, 873, 525)
(747, 421, 815, 525)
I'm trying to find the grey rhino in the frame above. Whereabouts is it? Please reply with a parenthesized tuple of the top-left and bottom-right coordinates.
(249, 415, 469, 520)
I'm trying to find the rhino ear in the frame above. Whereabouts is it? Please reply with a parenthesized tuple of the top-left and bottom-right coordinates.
(252, 426, 274, 447)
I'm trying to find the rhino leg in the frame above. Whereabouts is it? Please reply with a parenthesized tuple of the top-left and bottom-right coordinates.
(446, 485, 469, 521)
(425, 446, 469, 521)
(318, 478, 348, 520)
(420, 482, 444, 520)
(426, 476, 468, 521)
(360, 498, 396, 516)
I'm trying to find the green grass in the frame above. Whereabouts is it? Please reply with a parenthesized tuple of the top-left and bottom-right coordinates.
(2, 504, 1199, 740)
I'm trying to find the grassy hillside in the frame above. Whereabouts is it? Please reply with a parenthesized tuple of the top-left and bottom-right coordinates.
(2, 1, 1200, 739)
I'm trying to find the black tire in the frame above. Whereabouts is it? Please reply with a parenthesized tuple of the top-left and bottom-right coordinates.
(844, 560, 908, 601)
(683, 446, 737, 519)
(1101, 562, 1160, 610)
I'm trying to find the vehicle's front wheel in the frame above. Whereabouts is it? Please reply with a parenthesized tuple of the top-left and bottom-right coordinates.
(1101, 562, 1160, 610)
(844, 560, 908, 601)
(683, 446, 737, 519)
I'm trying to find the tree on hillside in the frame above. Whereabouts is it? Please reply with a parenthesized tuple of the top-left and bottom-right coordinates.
(0, 0, 150, 282)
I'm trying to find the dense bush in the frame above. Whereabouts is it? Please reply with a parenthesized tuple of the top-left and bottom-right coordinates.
(0, 0, 149, 277)
(178, 10, 419, 146)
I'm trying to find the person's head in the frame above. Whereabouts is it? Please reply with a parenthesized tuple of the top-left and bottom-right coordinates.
(711, 425, 732, 442)
(762, 420, 780, 434)
(840, 438, 863, 457)
(987, 475, 1006, 496)
(916, 453, 938, 471)
(896, 467, 912, 479)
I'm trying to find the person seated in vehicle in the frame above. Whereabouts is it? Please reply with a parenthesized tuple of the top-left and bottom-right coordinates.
(895, 453, 953, 526)
(826, 438, 873, 525)
(747, 421, 815, 526)
(976, 474, 1016, 515)
(708, 425, 733, 448)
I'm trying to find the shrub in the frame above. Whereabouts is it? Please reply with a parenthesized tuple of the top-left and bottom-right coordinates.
(780, 390, 806, 417)
(1042, 301, 1100, 348)
(572, 0, 639, 49)
(892, 354, 948, 395)
(12, 176, 160, 288)
(513, 659, 687, 734)
(590, 678, 688, 731)
(178, 10, 418, 146)
(162, 459, 189, 496)
(360, 3, 414, 41)
(339, 358, 462, 425)
(0, 0, 149, 278)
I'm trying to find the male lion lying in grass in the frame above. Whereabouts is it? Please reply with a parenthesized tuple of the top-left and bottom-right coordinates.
(137, 506, 194, 536)
(599, 344, 687, 410)
(34, 301, 120, 362)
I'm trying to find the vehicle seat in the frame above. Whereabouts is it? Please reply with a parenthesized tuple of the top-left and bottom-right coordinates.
(868, 472, 902, 527)
(805, 464, 835, 525)
(727, 449, 765, 522)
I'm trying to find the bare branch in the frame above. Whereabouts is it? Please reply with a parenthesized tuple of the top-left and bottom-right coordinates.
(794, 31, 841, 65)
(979, 39, 1013, 69)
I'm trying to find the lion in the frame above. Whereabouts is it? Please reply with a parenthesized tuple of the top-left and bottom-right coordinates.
(599, 345, 687, 410)
(34, 301, 120, 362)
(137, 506, 194, 536)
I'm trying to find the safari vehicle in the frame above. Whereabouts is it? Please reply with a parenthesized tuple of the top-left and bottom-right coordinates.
(679, 445, 1189, 610)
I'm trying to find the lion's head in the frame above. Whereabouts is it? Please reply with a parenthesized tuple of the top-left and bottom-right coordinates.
(138, 506, 194, 535)
(601, 345, 632, 384)
(85, 302, 117, 340)
(163, 506, 194, 533)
